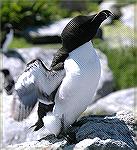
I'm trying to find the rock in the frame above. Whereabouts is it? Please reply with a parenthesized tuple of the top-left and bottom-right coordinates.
(95, 49, 114, 100)
(82, 88, 136, 116)
(0, 48, 56, 82)
(121, 4, 136, 29)
(24, 18, 71, 44)
(66, 138, 132, 150)
(3, 111, 137, 150)
(17, 47, 56, 68)
(1, 91, 39, 148)
(3, 138, 67, 150)
(2, 50, 26, 63)
(1, 54, 25, 81)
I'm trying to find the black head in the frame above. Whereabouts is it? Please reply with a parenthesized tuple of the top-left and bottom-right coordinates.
(95, 10, 114, 22)
(4, 23, 13, 33)
(61, 10, 113, 52)
(0, 69, 10, 77)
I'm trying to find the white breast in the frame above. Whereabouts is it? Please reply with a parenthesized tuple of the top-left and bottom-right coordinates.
(26, 41, 101, 141)
(2, 30, 13, 52)
(53, 41, 101, 128)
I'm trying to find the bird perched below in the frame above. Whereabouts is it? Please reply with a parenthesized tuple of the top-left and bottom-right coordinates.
(1, 23, 13, 53)
(0, 23, 26, 63)
(12, 10, 113, 140)
(0, 69, 15, 95)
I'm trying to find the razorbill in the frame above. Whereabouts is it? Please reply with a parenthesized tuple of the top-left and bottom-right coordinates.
(0, 69, 15, 95)
(12, 10, 113, 140)
(0, 23, 26, 63)
(1, 23, 13, 53)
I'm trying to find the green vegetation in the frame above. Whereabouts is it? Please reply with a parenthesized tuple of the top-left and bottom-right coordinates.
(116, 0, 137, 6)
(9, 37, 33, 48)
(93, 39, 137, 90)
(103, 21, 136, 48)
(0, 0, 99, 30)
(9, 37, 61, 49)
(0, 0, 68, 30)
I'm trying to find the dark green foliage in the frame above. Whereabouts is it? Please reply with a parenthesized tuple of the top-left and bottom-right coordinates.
(0, 0, 68, 30)
(93, 39, 137, 90)
(0, 0, 99, 30)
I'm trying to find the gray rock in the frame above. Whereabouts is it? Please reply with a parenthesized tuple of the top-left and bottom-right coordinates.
(75, 111, 136, 149)
(24, 18, 71, 43)
(17, 47, 56, 68)
(95, 50, 114, 100)
(3, 111, 137, 150)
(0, 48, 56, 82)
(121, 4, 136, 29)
(73, 138, 132, 150)
(1, 92, 39, 148)
(82, 88, 136, 117)
(1, 54, 25, 81)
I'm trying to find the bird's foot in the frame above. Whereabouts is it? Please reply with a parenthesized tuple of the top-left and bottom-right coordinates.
(30, 119, 44, 131)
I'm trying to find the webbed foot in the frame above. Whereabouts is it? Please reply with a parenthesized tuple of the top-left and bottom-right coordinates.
(30, 119, 44, 131)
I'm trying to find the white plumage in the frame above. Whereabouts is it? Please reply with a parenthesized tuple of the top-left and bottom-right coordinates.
(2, 29, 13, 52)
(25, 41, 101, 140)
(53, 41, 101, 127)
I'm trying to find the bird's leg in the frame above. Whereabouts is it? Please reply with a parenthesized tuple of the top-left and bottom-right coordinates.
(30, 102, 54, 131)
(58, 114, 75, 144)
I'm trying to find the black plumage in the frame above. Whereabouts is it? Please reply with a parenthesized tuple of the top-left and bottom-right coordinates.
(51, 10, 113, 70)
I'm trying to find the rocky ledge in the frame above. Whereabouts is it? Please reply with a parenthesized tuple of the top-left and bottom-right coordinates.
(3, 111, 137, 150)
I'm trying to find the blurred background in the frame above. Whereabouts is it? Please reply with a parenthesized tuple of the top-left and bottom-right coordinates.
(0, 0, 137, 148)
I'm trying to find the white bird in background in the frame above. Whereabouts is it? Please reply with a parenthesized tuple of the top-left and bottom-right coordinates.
(11, 10, 113, 140)
(0, 23, 26, 63)
(1, 23, 13, 53)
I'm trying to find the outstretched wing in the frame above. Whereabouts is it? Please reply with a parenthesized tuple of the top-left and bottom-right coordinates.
(11, 59, 65, 121)
(11, 60, 39, 121)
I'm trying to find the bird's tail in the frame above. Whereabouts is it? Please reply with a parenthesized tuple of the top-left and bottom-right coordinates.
(26, 113, 61, 141)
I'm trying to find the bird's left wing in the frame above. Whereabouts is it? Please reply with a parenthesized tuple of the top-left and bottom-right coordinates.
(11, 60, 40, 121)
(11, 59, 65, 121)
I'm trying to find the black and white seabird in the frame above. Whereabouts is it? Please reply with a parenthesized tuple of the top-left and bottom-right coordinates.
(0, 23, 26, 63)
(1, 23, 13, 53)
(0, 69, 15, 95)
(12, 10, 113, 140)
